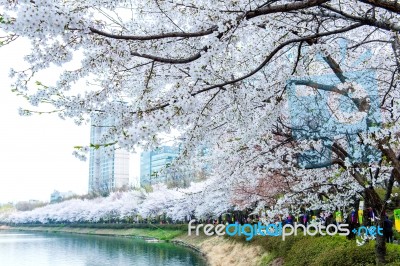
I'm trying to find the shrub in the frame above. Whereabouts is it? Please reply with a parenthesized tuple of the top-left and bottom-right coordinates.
(233, 232, 400, 265)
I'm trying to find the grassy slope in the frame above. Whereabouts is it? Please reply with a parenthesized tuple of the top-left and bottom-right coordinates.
(232, 234, 400, 266)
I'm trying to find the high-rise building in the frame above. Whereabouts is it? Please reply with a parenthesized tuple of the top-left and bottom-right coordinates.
(140, 146, 180, 186)
(88, 118, 129, 194)
(50, 190, 76, 203)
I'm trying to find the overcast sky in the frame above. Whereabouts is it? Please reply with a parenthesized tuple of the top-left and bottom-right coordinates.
(0, 37, 139, 204)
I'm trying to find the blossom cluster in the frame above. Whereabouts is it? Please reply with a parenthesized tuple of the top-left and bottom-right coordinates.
(1, 0, 400, 216)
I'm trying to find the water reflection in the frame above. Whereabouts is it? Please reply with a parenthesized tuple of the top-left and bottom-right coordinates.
(0, 231, 206, 266)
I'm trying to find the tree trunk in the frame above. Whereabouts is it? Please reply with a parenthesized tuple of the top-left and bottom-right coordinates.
(364, 187, 386, 265)
(347, 197, 360, 240)
(375, 213, 386, 265)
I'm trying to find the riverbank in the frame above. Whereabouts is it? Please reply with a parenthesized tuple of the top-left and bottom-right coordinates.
(174, 233, 269, 266)
(4, 225, 184, 240)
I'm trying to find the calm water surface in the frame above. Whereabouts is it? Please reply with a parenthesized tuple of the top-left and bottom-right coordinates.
(0, 231, 206, 266)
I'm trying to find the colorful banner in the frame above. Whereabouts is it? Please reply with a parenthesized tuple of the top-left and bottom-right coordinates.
(335, 211, 342, 223)
(394, 209, 400, 232)
(358, 209, 363, 225)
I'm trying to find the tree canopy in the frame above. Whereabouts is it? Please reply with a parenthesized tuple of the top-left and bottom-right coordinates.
(1, 0, 400, 223)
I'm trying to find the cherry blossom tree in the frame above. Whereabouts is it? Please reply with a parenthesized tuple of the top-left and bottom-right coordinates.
(1, 0, 400, 263)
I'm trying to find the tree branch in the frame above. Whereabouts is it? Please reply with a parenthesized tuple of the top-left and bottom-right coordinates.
(358, 0, 400, 14)
(321, 4, 400, 31)
(89, 26, 218, 40)
(130, 46, 207, 64)
(193, 23, 363, 95)
(245, 0, 330, 19)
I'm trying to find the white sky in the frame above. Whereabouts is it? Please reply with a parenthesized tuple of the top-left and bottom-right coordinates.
(0, 38, 140, 204)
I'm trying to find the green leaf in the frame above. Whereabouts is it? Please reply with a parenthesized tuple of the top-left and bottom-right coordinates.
(90, 143, 101, 149)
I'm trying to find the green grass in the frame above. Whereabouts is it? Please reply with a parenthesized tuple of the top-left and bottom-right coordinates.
(11, 224, 186, 241)
(13, 222, 187, 230)
(127, 228, 185, 240)
(258, 253, 276, 265)
(233, 233, 400, 265)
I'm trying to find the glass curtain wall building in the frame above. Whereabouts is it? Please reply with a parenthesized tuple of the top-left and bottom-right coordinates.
(88, 117, 129, 194)
(140, 146, 180, 186)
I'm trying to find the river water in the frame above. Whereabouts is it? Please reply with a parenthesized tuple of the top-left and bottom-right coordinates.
(0, 231, 206, 266)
